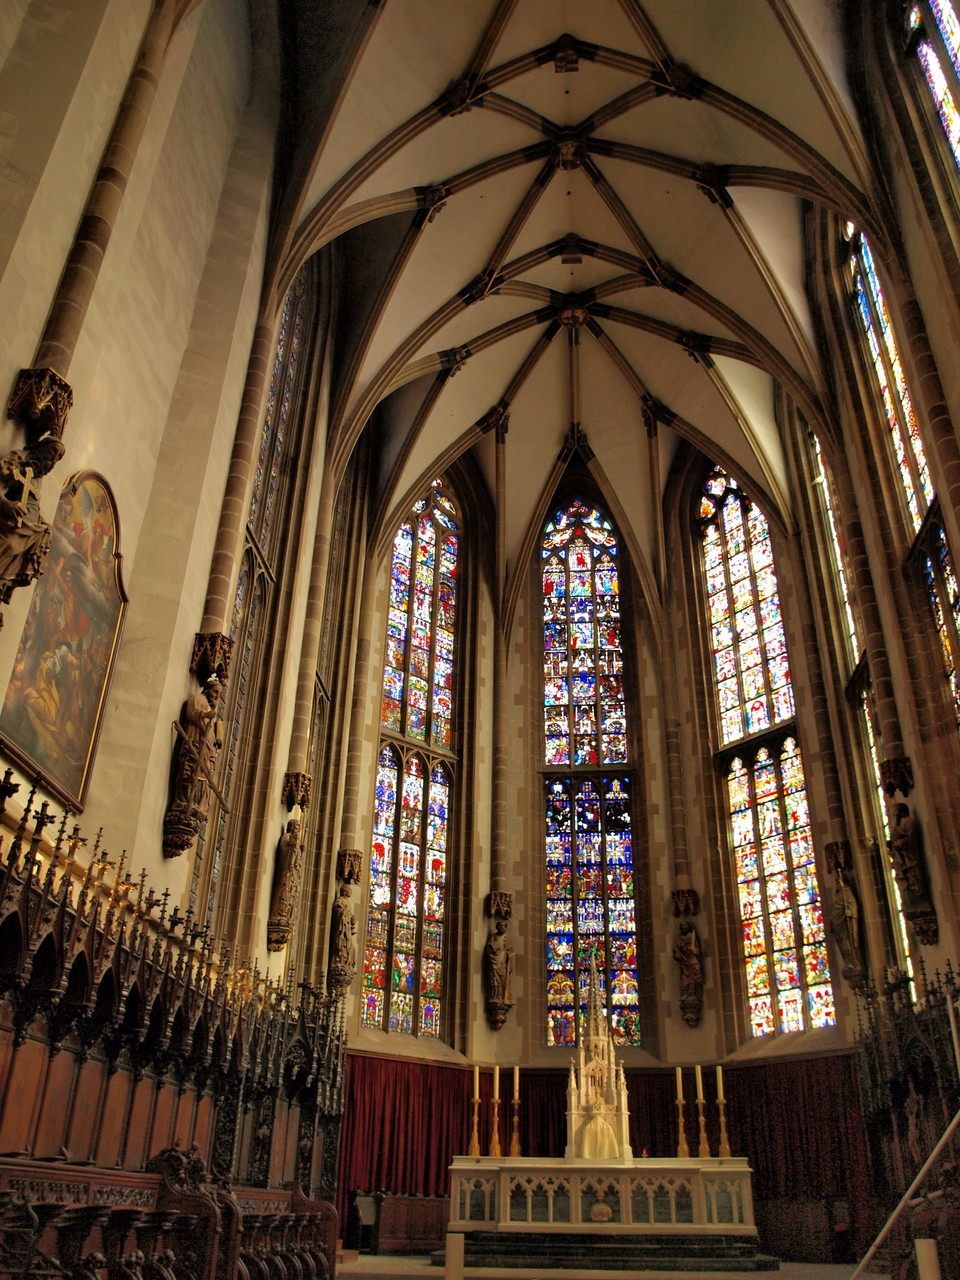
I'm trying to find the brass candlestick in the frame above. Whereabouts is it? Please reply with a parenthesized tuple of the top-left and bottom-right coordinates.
(717, 1097, 731, 1158)
(509, 1099, 521, 1156)
(489, 1098, 502, 1157)
(696, 1097, 710, 1158)
(675, 1098, 689, 1158)
(468, 1097, 480, 1156)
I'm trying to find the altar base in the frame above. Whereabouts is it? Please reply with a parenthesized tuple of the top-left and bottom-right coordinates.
(445, 1155, 777, 1277)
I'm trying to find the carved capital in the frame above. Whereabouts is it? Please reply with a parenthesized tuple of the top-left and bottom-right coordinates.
(191, 632, 234, 683)
(671, 887, 699, 917)
(336, 848, 363, 883)
(282, 771, 312, 811)
(7, 367, 73, 441)
(880, 756, 913, 797)
(485, 890, 512, 919)
(825, 839, 852, 872)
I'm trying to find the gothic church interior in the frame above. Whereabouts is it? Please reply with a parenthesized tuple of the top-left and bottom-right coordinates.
(0, 0, 959, 1272)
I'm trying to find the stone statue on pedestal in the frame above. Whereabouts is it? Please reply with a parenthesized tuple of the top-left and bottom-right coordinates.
(484, 918, 514, 1029)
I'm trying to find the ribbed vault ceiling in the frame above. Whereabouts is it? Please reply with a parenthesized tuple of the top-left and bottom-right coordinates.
(281, 0, 872, 601)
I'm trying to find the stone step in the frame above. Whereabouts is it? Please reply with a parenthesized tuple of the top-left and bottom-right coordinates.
(457, 1231, 780, 1272)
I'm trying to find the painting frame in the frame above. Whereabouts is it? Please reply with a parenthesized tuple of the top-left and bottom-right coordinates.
(0, 471, 127, 810)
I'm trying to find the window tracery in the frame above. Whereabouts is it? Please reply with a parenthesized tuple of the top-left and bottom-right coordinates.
(361, 480, 459, 1037)
(541, 499, 641, 1047)
(908, 2, 960, 172)
(699, 469, 835, 1036)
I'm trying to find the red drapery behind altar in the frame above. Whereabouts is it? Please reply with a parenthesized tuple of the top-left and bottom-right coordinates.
(337, 1051, 873, 1253)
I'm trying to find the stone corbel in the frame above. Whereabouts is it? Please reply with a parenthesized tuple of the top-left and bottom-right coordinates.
(282, 771, 312, 811)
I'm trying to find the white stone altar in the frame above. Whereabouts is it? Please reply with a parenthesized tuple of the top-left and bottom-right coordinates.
(446, 965, 760, 1277)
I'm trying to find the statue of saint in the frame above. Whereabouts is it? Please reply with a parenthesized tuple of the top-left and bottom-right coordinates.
(484, 919, 514, 1008)
(0, 432, 65, 609)
(673, 919, 703, 1027)
(267, 819, 303, 952)
(889, 803, 927, 907)
(327, 884, 357, 992)
(162, 675, 223, 856)
(830, 866, 864, 981)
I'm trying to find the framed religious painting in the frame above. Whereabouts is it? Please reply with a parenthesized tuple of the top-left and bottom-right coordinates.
(0, 471, 126, 809)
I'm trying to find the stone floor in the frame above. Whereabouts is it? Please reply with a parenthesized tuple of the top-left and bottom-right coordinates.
(336, 1254, 891, 1279)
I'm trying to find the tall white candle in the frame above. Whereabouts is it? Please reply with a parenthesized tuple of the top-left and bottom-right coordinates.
(513, 1065, 519, 1101)
(473, 1064, 479, 1101)
(675, 1066, 683, 1102)
(716, 1064, 724, 1102)
(493, 1064, 499, 1101)
(695, 1064, 703, 1101)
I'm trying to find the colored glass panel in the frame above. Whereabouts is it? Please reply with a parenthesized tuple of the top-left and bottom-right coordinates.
(699, 472, 795, 746)
(924, 524, 960, 727)
(369, 479, 459, 1038)
(544, 773, 641, 1046)
(702, 469, 834, 1036)
(541, 502, 628, 767)
(380, 483, 459, 748)
(725, 744, 834, 1036)
(848, 230, 933, 532)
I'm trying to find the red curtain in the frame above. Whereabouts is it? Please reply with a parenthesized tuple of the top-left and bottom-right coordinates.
(338, 1051, 872, 1253)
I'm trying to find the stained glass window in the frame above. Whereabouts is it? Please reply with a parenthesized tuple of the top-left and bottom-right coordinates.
(728, 743, 834, 1035)
(699, 472, 793, 747)
(845, 225, 933, 533)
(381, 483, 459, 749)
(811, 436, 861, 670)
(699, 469, 835, 1036)
(542, 500, 641, 1046)
(923, 524, 960, 724)
(908, 3, 960, 171)
(364, 479, 459, 1037)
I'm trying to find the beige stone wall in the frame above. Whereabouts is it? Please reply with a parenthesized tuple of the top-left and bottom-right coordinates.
(0, 0, 272, 893)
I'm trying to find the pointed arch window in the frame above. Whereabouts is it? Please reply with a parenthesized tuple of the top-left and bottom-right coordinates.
(844, 225, 960, 733)
(907, 2, 960, 172)
(699, 470, 835, 1036)
(845, 225, 933, 533)
(542, 500, 641, 1048)
(362, 480, 459, 1037)
(194, 272, 312, 924)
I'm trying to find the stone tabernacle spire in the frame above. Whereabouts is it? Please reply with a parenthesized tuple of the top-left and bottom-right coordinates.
(565, 955, 633, 1160)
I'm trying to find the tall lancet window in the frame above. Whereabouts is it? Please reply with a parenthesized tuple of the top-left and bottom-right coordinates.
(542, 500, 642, 1047)
(361, 480, 459, 1037)
(907, 2, 960, 171)
(845, 225, 960, 732)
(699, 470, 835, 1037)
